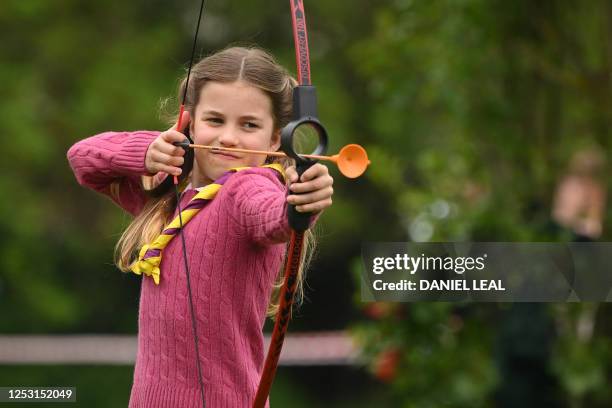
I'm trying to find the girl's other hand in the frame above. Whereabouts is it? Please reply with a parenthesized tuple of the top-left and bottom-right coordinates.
(286, 163, 334, 214)
(144, 110, 190, 176)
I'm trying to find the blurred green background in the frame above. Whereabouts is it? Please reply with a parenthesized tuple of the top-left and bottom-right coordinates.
(1, 0, 612, 406)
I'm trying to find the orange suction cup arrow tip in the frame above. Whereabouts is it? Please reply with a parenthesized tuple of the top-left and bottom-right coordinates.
(335, 144, 370, 178)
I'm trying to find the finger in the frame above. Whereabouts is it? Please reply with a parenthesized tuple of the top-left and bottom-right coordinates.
(157, 138, 186, 157)
(290, 175, 333, 193)
(285, 166, 298, 183)
(299, 163, 328, 182)
(147, 160, 182, 177)
(160, 129, 189, 144)
(294, 198, 333, 214)
(157, 165, 182, 177)
(151, 150, 185, 168)
(287, 186, 334, 206)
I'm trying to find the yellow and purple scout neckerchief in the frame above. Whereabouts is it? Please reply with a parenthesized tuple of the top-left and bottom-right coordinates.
(130, 164, 285, 284)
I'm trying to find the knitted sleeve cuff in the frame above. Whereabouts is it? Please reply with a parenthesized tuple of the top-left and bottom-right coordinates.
(67, 130, 160, 215)
(110, 131, 159, 175)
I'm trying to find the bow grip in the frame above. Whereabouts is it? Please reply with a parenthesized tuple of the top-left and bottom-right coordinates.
(281, 86, 328, 232)
(287, 161, 315, 232)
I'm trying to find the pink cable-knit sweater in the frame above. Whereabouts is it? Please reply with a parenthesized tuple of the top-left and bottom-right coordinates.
(67, 130, 297, 407)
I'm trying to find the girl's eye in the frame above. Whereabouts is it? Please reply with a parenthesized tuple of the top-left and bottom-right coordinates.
(244, 122, 259, 129)
(206, 118, 223, 124)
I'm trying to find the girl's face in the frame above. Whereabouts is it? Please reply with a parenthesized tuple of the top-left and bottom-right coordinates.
(190, 80, 281, 187)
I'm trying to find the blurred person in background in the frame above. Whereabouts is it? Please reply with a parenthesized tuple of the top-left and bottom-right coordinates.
(552, 147, 607, 242)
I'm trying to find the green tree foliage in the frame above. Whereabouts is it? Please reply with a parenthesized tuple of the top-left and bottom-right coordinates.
(351, 0, 612, 406)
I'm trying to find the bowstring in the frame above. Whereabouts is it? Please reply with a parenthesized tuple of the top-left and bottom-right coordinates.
(175, 0, 207, 406)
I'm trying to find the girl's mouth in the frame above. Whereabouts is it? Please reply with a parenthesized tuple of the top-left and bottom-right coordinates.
(211, 151, 241, 160)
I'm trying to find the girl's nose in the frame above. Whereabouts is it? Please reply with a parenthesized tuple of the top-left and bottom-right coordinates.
(218, 127, 238, 146)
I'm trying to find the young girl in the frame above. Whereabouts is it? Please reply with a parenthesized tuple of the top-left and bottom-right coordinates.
(67, 46, 334, 407)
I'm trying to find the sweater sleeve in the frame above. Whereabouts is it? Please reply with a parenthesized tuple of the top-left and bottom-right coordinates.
(223, 167, 322, 245)
(66, 130, 160, 216)
(223, 168, 291, 245)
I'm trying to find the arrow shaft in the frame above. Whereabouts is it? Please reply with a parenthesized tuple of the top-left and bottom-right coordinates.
(186, 143, 336, 162)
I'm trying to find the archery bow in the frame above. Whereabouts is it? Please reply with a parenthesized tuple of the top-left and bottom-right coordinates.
(252, 1, 327, 406)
